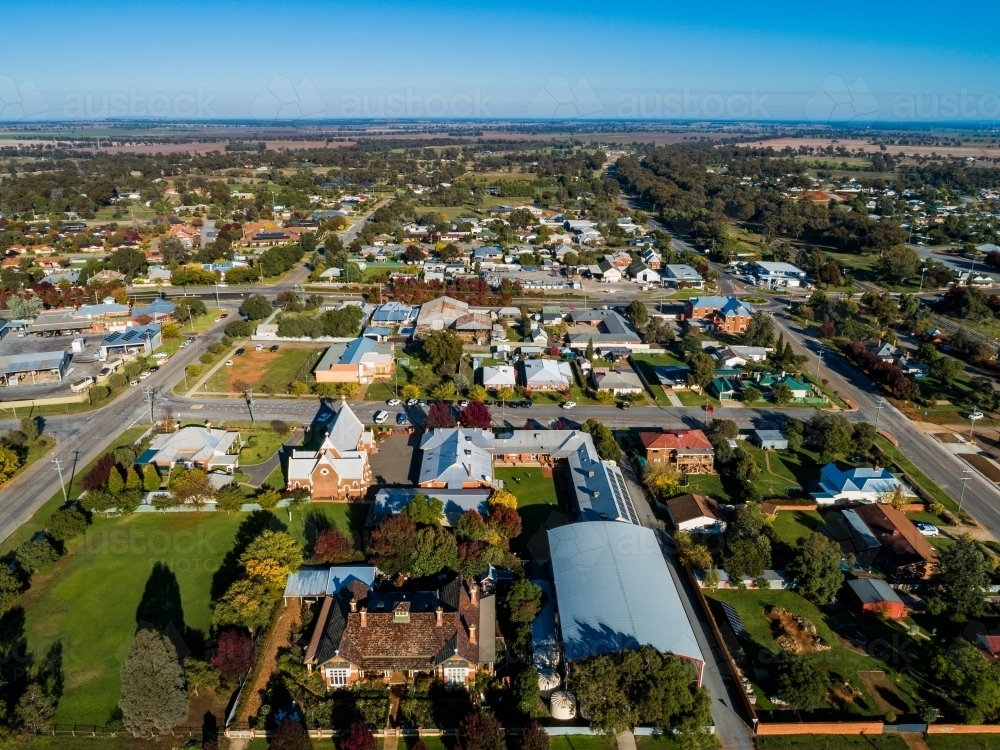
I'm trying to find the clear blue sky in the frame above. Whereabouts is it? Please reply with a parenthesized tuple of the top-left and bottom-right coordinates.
(2, 0, 996, 123)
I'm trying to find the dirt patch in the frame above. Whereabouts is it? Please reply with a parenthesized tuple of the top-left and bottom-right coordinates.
(764, 606, 830, 654)
(961, 453, 1000, 482)
(240, 603, 303, 727)
(739, 136, 1000, 160)
(218, 351, 272, 390)
(858, 670, 909, 715)
(935, 433, 961, 443)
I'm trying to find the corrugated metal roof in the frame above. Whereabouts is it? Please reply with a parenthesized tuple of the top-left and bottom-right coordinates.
(283, 565, 377, 599)
(548, 522, 703, 665)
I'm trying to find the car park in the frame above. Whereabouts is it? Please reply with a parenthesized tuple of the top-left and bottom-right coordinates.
(373, 410, 389, 424)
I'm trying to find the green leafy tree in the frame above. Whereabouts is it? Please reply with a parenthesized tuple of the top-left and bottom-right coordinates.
(743, 312, 775, 347)
(786, 532, 844, 604)
(403, 492, 443, 527)
(505, 578, 543, 626)
(411, 526, 458, 577)
(239, 294, 273, 321)
(421, 330, 464, 367)
(212, 578, 275, 629)
(125, 465, 142, 491)
(852, 422, 878, 455)
(15, 538, 60, 574)
(624, 300, 648, 329)
(19, 417, 39, 442)
(722, 502, 772, 579)
(141, 464, 161, 492)
(119, 629, 188, 735)
(183, 657, 220, 696)
(782, 418, 804, 451)
(929, 535, 990, 618)
(808, 413, 855, 462)
(875, 245, 920, 284)
(46, 505, 88, 542)
(687, 353, 715, 389)
(771, 382, 793, 404)
(14, 682, 55, 735)
(215, 483, 245, 513)
(515, 667, 545, 719)
(742, 386, 762, 404)
(106, 466, 125, 494)
(585, 338, 595, 361)
(776, 656, 828, 711)
(581, 419, 621, 462)
(932, 640, 1000, 724)
(931, 356, 963, 382)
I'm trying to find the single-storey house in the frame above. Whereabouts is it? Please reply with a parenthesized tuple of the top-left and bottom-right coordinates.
(590, 365, 644, 395)
(521, 359, 573, 391)
(662, 264, 704, 288)
(482, 365, 517, 389)
(812, 463, 913, 505)
(666, 493, 726, 532)
(138, 425, 240, 472)
(853, 504, 937, 582)
(314, 338, 395, 385)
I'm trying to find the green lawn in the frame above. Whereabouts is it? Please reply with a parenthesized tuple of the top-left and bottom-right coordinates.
(260, 463, 286, 491)
(0, 425, 153, 556)
(20, 511, 249, 725)
(630, 353, 687, 406)
(239, 429, 292, 466)
(496, 467, 564, 558)
(686, 446, 819, 502)
(287, 503, 369, 549)
(706, 588, 924, 716)
(926, 736, 1000, 750)
(771, 509, 825, 545)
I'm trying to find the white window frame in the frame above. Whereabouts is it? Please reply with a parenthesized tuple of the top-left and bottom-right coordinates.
(444, 666, 468, 685)
(326, 667, 349, 688)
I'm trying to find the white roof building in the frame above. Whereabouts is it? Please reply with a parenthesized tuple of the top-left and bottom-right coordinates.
(521, 359, 573, 390)
(482, 365, 517, 388)
(139, 426, 240, 471)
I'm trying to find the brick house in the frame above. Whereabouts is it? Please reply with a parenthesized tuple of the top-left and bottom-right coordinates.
(639, 430, 715, 474)
(286, 402, 376, 500)
(683, 296, 753, 334)
(304, 576, 495, 688)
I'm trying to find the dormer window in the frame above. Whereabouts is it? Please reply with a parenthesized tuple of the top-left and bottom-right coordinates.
(393, 601, 411, 623)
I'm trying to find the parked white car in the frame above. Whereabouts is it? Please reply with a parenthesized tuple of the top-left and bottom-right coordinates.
(225, 359, 234, 367)
(386, 398, 401, 406)
(561, 401, 577, 409)
(373, 410, 389, 424)
(915, 522, 940, 537)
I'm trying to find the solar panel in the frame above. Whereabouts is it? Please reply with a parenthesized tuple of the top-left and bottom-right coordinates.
(721, 601, 750, 640)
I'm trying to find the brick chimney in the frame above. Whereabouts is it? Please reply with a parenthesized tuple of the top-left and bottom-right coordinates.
(350, 597, 357, 613)
(360, 606, 367, 627)
(469, 623, 477, 644)
(436, 606, 443, 627)
(469, 581, 478, 604)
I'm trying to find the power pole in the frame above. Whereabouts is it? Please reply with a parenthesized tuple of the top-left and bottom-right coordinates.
(873, 397, 886, 433)
(52, 458, 68, 504)
(958, 468, 972, 513)
(143, 386, 155, 424)
(247, 388, 256, 424)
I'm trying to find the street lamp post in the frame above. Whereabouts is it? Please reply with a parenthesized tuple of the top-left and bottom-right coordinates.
(214, 283, 220, 308)
(969, 401, 981, 444)
(919, 267, 927, 294)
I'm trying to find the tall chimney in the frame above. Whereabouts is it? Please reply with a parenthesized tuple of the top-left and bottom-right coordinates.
(360, 606, 367, 627)
(436, 606, 443, 627)
(469, 623, 477, 644)
(350, 597, 357, 613)
(469, 581, 478, 604)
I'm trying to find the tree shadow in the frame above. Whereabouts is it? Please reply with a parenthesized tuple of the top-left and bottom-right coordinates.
(211, 511, 286, 600)
(136, 562, 185, 632)
(300, 508, 333, 552)
(37, 642, 63, 701)
(0, 606, 30, 706)
(201, 711, 219, 746)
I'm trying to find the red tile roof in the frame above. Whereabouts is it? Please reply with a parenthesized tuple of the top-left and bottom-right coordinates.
(640, 430, 713, 452)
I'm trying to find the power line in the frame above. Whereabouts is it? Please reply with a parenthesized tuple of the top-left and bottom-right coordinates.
(52, 458, 68, 504)
(143, 386, 155, 424)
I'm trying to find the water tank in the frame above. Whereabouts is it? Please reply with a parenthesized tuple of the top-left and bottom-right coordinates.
(549, 690, 576, 721)
(537, 668, 560, 698)
(532, 646, 560, 671)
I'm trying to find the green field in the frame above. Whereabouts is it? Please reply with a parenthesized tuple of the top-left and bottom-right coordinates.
(755, 737, 908, 750)
(238, 428, 293, 466)
(686, 446, 820, 502)
(496, 467, 564, 558)
(15, 499, 366, 728)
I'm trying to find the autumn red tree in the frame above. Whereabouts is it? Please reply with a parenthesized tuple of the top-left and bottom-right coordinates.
(426, 401, 457, 429)
(269, 720, 311, 750)
(341, 720, 376, 750)
(459, 400, 493, 429)
(82, 453, 117, 491)
(210, 629, 255, 683)
(367, 515, 418, 577)
(520, 722, 550, 750)
(489, 505, 522, 539)
(458, 709, 505, 750)
(311, 528, 358, 564)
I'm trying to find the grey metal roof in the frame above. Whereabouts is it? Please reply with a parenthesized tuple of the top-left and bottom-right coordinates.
(0, 350, 70, 376)
(419, 428, 494, 488)
(847, 578, 903, 606)
(283, 565, 377, 599)
(548, 522, 704, 665)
